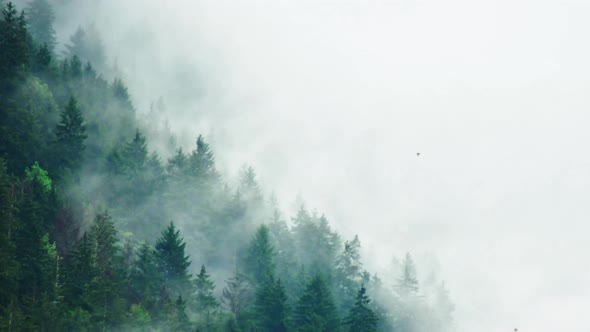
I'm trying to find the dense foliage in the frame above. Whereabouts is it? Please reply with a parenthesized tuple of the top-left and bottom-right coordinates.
(0, 2, 454, 331)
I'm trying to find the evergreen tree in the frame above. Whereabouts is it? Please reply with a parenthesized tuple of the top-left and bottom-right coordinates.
(0, 2, 30, 90)
(255, 275, 289, 332)
(65, 24, 106, 70)
(128, 242, 163, 313)
(168, 295, 190, 332)
(54, 96, 87, 172)
(87, 211, 126, 329)
(345, 286, 378, 332)
(189, 134, 218, 181)
(25, 0, 56, 51)
(244, 224, 275, 286)
(155, 222, 192, 297)
(0, 158, 19, 330)
(194, 264, 219, 328)
(294, 274, 340, 332)
(123, 130, 148, 173)
(396, 253, 419, 296)
(335, 235, 363, 313)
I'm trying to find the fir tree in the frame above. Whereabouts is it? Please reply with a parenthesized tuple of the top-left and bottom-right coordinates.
(155, 222, 192, 297)
(345, 286, 378, 332)
(194, 264, 219, 328)
(54, 96, 87, 171)
(189, 135, 218, 181)
(294, 274, 340, 332)
(244, 224, 275, 286)
(255, 275, 289, 332)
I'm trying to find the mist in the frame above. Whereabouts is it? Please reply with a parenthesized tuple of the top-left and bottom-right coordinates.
(49, 0, 590, 331)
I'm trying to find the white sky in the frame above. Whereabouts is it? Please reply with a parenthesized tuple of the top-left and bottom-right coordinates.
(56, 0, 590, 330)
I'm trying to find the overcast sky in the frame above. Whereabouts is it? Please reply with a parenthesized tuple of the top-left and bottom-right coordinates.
(55, 0, 590, 330)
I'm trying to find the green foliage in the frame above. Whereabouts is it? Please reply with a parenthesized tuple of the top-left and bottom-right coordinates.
(255, 275, 290, 332)
(156, 221, 192, 297)
(345, 286, 378, 332)
(0, 8, 457, 330)
(294, 274, 340, 332)
(194, 264, 219, 314)
(54, 96, 87, 172)
(245, 224, 276, 286)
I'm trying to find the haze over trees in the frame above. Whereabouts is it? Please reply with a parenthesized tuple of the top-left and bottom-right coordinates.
(0, 1, 454, 331)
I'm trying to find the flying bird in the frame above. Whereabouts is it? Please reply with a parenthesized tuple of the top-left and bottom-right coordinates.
(417, 153, 420, 156)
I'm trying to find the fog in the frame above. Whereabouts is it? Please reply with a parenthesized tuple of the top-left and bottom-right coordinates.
(54, 0, 590, 331)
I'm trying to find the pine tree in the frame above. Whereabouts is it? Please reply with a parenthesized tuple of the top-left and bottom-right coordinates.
(123, 130, 148, 173)
(168, 295, 190, 332)
(87, 211, 126, 329)
(294, 274, 340, 332)
(0, 2, 30, 89)
(0, 158, 19, 330)
(255, 275, 289, 332)
(244, 224, 276, 286)
(54, 96, 87, 171)
(65, 24, 106, 70)
(189, 135, 218, 181)
(25, 0, 56, 51)
(396, 253, 419, 296)
(335, 235, 363, 313)
(345, 286, 378, 332)
(128, 242, 163, 313)
(155, 222, 192, 297)
(194, 264, 219, 328)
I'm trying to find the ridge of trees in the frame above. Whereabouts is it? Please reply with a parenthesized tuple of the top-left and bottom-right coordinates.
(0, 1, 455, 331)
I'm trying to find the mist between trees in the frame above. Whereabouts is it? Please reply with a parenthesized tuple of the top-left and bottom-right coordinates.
(0, 1, 454, 331)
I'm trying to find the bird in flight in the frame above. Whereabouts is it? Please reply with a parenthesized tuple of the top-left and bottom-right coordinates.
(417, 153, 420, 156)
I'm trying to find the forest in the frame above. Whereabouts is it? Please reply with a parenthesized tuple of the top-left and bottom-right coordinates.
(0, 1, 454, 331)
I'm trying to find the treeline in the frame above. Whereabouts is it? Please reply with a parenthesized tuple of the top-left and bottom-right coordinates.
(0, 1, 454, 331)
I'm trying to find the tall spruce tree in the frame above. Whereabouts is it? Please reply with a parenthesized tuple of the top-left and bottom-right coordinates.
(345, 286, 378, 332)
(255, 275, 289, 332)
(189, 135, 218, 181)
(155, 222, 192, 297)
(244, 224, 276, 286)
(194, 264, 219, 328)
(54, 96, 87, 172)
(294, 274, 340, 332)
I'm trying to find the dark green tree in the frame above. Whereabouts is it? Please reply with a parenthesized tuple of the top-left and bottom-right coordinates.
(155, 222, 192, 297)
(0, 158, 19, 330)
(294, 274, 340, 332)
(345, 286, 378, 332)
(194, 264, 219, 328)
(0, 2, 30, 89)
(54, 96, 87, 171)
(87, 211, 126, 329)
(244, 224, 276, 286)
(255, 275, 289, 332)
(128, 242, 163, 313)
